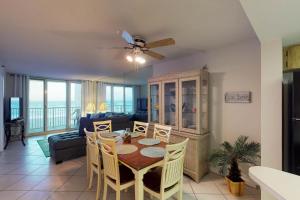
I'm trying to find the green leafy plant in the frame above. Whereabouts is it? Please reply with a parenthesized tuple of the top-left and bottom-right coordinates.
(227, 158, 242, 182)
(209, 136, 260, 179)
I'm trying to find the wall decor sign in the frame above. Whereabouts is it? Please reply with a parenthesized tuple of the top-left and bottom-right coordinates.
(224, 91, 251, 103)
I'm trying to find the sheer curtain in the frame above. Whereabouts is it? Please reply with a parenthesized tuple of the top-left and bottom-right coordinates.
(5, 73, 29, 133)
(81, 80, 97, 116)
(96, 81, 107, 112)
(133, 85, 141, 112)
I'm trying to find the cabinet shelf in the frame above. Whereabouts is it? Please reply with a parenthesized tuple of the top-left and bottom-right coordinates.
(164, 94, 176, 97)
(182, 93, 196, 96)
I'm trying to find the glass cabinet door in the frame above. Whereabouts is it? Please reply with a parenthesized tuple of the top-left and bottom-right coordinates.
(162, 80, 178, 130)
(200, 71, 209, 133)
(149, 83, 161, 123)
(179, 77, 199, 133)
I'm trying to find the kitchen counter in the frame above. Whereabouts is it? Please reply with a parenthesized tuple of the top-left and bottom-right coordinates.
(249, 166, 300, 200)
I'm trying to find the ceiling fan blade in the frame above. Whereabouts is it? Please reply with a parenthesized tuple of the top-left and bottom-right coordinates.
(145, 38, 175, 49)
(122, 30, 135, 45)
(97, 46, 133, 50)
(144, 50, 165, 60)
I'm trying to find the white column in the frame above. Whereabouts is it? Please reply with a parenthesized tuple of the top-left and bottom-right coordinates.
(0, 66, 5, 151)
(261, 39, 283, 199)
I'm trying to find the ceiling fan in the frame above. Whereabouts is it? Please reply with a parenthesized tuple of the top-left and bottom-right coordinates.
(119, 31, 175, 64)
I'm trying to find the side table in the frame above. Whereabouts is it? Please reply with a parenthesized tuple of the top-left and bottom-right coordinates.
(4, 118, 25, 149)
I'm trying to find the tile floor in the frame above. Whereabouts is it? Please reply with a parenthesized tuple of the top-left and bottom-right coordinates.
(0, 135, 261, 200)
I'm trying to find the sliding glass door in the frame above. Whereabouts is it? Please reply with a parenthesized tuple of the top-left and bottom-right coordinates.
(104, 85, 134, 114)
(70, 82, 82, 128)
(113, 86, 124, 112)
(47, 81, 67, 131)
(28, 80, 44, 133)
(28, 79, 81, 134)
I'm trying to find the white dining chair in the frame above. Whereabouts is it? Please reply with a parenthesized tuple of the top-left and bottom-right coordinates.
(84, 128, 97, 181)
(93, 120, 112, 138)
(143, 138, 189, 200)
(133, 121, 149, 137)
(153, 124, 172, 143)
(99, 135, 135, 200)
(86, 135, 103, 200)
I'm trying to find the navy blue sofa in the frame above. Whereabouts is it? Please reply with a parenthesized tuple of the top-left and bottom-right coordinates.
(78, 112, 136, 136)
(49, 112, 147, 164)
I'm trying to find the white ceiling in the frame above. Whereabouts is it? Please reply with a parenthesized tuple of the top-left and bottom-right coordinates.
(240, 0, 300, 46)
(0, 0, 256, 80)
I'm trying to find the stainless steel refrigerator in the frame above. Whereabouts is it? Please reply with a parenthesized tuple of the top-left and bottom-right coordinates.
(283, 70, 300, 175)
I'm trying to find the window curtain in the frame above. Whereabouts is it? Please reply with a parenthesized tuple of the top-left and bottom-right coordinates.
(81, 80, 97, 116)
(5, 73, 29, 133)
(133, 85, 141, 112)
(96, 81, 107, 112)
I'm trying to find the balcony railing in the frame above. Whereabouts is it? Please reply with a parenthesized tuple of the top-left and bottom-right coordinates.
(111, 104, 134, 113)
(28, 107, 81, 133)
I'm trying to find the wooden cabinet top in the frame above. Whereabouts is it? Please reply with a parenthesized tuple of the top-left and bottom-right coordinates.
(148, 68, 207, 83)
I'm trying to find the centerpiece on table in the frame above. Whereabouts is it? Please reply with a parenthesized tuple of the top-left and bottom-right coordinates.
(123, 128, 132, 144)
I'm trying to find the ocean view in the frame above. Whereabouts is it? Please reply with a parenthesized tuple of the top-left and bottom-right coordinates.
(27, 100, 132, 133)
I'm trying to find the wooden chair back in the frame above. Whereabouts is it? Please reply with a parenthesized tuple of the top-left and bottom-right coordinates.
(161, 138, 189, 190)
(86, 135, 100, 167)
(153, 124, 172, 143)
(133, 121, 149, 137)
(99, 135, 120, 184)
(84, 128, 96, 141)
(93, 120, 112, 138)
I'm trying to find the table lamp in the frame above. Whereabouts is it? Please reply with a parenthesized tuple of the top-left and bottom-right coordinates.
(99, 102, 107, 113)
(86, 103, 96, 114)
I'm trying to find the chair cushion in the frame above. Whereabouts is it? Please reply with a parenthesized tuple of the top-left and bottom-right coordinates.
(119, 165, 135, 184)
(143, 167, 177, 193)
(143, 168, 162, 192)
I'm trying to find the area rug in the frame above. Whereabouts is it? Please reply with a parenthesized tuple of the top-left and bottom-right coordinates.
(37, 139, 50, 157)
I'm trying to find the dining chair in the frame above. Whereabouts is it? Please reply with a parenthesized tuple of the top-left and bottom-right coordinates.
(84, 128, 97, 180)
(153, 124, 172, 143)
(84, 128, 96, 140)
(93, 120, 112, 138)
(86, 135, 103, 200)
(133, 121, 149, 137)
(99, 135, 135, 200)
(143, 138, 189, 200)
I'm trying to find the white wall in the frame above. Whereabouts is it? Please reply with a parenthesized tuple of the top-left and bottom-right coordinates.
(140, 85, 148, 98)
(152, 38, 261, 184)
(153, 38, 261, 144)
(152, 52, 207, 77)
(260, 39, 282, 169)
(260, 39, 283, 200)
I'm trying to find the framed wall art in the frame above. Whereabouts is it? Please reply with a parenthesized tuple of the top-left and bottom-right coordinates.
(224, 91, 251, 103)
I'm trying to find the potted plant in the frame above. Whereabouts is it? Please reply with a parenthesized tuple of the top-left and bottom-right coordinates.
(209, 136, 260, 196)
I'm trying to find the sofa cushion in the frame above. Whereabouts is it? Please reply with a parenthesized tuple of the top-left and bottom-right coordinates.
(90, 113, 106, 119)
(48, 132, 86, 150)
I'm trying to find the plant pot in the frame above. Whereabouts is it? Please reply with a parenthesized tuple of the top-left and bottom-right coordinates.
(225, 177, 245, 196)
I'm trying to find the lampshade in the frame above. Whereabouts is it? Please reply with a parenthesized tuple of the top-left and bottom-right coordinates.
(99, 102, 107, 112)
(86, 103, 96, 113)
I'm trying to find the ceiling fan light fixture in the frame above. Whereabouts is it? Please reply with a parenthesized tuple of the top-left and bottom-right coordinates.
(135, 56, 146, 64)
(126, 55, 133, 62)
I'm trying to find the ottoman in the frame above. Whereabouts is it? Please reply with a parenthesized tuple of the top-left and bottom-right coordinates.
(48, 132, 86, 164)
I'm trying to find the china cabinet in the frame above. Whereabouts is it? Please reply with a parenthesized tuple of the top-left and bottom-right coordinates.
(147, 68, 209, 182)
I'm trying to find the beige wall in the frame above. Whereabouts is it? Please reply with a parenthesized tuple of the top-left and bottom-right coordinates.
(260, 39, 283, 200)
(152, 38, 261, 184)
(206, 39, 261, 147)
(152, 38, 261, 145)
